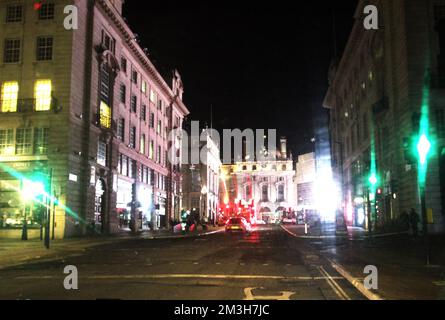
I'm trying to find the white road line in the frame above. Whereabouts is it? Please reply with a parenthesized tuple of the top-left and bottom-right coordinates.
(318, 266, 351, 300)
(327, 258, 384, 301)
(433, 281, 445, 286)
(14, 274, 344, 281)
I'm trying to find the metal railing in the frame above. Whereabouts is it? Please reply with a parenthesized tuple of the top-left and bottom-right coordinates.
(0, 97, 60, 113)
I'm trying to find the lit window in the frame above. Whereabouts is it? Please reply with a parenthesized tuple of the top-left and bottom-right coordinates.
(1, 82, 19, 113)
(149, 141, 154, 159)
(150, 90, 157, 103)
(140, 134, 146, 154)
(99, 101, 112, 129)
(34, 80, 52, 111)
(142, 81, 147, 94)
(0, 129, 14, 155)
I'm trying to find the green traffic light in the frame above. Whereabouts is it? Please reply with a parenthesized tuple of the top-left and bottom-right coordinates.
(368, 173, 378, 186)
(417, 134, 431, 166)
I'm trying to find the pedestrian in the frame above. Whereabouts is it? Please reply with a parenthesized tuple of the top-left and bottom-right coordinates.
(409, 208, 420, 237)
(400, 211, 409, 231)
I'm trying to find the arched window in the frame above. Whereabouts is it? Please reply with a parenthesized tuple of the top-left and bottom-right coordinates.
(277, 185, 285, 202)
(261, 185, 268, 202)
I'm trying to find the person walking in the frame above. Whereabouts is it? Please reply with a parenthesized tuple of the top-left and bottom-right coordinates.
(409, 208, 420, 237)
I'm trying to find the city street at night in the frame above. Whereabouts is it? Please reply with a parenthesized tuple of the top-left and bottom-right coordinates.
(0, 225, 444, 300)
(1, 0, 445, 306)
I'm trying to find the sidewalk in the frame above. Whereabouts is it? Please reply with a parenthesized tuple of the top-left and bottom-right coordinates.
(0, 226, 223, 270)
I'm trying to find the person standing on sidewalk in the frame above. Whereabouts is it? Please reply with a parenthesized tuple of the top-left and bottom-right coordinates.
(409, 208, 420, 237)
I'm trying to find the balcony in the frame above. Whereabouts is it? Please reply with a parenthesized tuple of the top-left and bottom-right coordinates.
(0, 97, 61, 114)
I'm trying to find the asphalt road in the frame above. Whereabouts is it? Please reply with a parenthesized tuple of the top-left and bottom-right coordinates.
(0, 225, 366, 300)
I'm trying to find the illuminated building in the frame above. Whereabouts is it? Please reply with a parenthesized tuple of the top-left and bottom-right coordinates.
(323, 0, 444, 233)
(182, 133, 221, 224)
(295, 153, 316, 211)
(0, 0, 189, 238)
(222, 138, 296, 222)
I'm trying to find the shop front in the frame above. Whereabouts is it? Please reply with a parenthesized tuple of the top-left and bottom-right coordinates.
(0, 161, 49, 239)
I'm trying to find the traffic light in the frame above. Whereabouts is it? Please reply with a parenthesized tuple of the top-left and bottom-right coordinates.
(368, 173, 378, 187)
(417, 133, 431, 166)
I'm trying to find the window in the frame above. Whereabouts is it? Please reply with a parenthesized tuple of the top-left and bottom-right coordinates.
(16, 128, 32, 155)
(34, 128, 49, 155)
(6, 5, 22, 23)
(34, 80, 52, 111)
(101, 31, 115, 54)
(130, 126, 136, 148)
(38, 2, 55, 20)
(157, 146, 162, 163)
(142, 81, 147, 94)
(131, 96, 137, 113)
(100, 65, 111, 103)
(120, 84, 126, 104)
(132, 71, 138, 84)
(117, 118, 125, 141)
(120, 154, 128, 176)
(245, 185, 251, 199)
(277, 185, 285, 202)
(141, 105, 146, 121)
(99, 101, 112, 129)
(140, 134, 145, 154)
(150, 90, 157, 103)
(1, 82, 19, 113)
(157, 99, 163, 111)
(97, 141, 107, 166)
(0, 129, 14, 155)
(149, 112, 155, 128)
(4, 39, 20, 63)
(36, 36, 53, 61)
(149, 140, 154, 159)
(261, 185, 268, 202)
(120, 57, 127, 73)
(157, 120, 162, 135)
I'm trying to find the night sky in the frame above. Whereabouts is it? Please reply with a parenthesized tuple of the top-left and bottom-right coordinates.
(123, 0, 357, 156)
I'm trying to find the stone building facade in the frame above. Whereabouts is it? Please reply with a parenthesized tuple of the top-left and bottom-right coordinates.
(221, 138, 296, 222)
(182, 133, 221, 224)
(323, 0, 445, 233)
(0, 0, 189, 239)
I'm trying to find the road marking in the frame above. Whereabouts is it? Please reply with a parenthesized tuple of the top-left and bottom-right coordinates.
(318, 266, 351, 300)
(243, 287, 295, 300)
(326, 258, 384, 301)
(193, 262, 199, 265)
(434, 281, 445, 286)
(263, 264, 269, 266)
(14, 274, 344, 281)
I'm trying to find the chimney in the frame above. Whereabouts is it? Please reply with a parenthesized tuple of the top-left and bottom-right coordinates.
(280, 137, 287, 159)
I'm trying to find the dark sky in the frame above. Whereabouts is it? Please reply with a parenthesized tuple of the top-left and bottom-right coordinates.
(123, 0, 357, 156)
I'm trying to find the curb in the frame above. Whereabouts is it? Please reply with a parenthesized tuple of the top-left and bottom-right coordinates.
(326, 258, 385, 301)
(280, 225, 409, 240)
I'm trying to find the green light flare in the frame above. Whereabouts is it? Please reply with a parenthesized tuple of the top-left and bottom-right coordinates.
(417, 70, 432, 187)
(0, 162, 84, 225)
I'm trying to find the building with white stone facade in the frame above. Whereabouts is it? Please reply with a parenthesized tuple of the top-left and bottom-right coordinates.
(222, 138, 296, 222)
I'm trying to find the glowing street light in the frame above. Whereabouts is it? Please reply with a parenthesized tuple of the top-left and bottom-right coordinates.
(368, 174, 378, 187)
